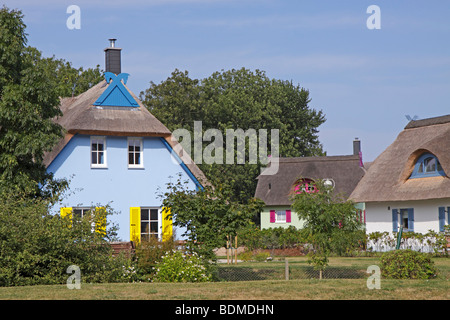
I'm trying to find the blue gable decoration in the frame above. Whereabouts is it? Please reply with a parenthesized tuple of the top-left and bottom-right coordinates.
(93, 72, 139, 107)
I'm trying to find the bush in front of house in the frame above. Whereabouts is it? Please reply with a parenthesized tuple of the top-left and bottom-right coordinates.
(237, 225, 366, 256)
(152, 250, 213, 282)
(0, 194, 125, 286)
(133, 236, 177, 281)
(380, 249, 438, 279)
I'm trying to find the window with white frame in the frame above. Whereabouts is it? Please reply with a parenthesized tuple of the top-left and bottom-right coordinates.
(73, 207, 95, 232)
(91, 136, 107, 168)
(276, 210, 286, 223)
(140, 208, 159, 241)
(128, 138, 143, 168)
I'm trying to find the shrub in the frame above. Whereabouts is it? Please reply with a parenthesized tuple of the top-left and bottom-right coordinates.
(254, 251, 271, 261)
(153, 250, 213, 282)
(134, 237, 176, 279)
(0, 195, 124, 286)
(380, 249, 438, 279)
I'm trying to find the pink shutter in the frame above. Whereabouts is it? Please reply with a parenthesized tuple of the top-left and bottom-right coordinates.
(270, 210, 276, 223)
(286, 210, 291, 223)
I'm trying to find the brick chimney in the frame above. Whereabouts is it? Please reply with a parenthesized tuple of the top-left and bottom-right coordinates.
(353, 138, 361, 156)
(104, 38, 121, 75)
(353, 138, 363, 167)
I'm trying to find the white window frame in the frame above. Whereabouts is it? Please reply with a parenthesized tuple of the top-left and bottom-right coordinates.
(90, 136, 107, 168)
(72, 207, 96, 232)
(275, 210, 286, 223)
(128, 137, 144, 169)
(140, 207, 160, 241)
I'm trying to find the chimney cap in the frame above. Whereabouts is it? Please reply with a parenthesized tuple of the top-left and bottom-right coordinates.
(108, 38, 117, 48)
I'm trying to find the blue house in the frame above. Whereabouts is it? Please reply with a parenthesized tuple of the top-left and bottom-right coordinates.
(44, 40, 207, 242)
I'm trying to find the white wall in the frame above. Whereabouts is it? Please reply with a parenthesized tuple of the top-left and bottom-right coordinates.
(365, 199, 449, 234)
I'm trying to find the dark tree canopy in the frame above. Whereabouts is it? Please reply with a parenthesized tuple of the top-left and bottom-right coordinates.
(0, 7, 103, 198)
(141, 68, 326, 204)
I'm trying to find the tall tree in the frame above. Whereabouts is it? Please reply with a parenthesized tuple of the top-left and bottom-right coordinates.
(0, 7, 86, 198)
(290, 179, 363, 277)
(141, 68, 326, 204)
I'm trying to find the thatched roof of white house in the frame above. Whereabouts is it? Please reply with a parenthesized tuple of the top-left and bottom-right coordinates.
(350, 115, 450, 203)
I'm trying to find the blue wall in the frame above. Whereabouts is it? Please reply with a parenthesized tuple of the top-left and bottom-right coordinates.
(47, 134, 197, 241)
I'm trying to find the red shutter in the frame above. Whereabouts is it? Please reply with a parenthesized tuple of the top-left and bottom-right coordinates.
(286, 210, 291, 223)
(270, 210, 276, 223)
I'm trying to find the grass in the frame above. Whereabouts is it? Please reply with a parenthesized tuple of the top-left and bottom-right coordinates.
(0, 256, 448, 300)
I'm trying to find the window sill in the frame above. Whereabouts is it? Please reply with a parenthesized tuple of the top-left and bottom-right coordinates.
(91, 165, 108, 169)
(128, 166, 145, 170)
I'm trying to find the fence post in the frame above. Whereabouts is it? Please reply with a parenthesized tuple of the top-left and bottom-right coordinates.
(285, 259, 289, 280)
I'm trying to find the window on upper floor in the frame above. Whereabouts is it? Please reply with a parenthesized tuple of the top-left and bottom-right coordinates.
(128, 137, 143, 168)
(91, 136, 107, 168)
(410, 153, 444, 179)
(294, 178, 317, 194)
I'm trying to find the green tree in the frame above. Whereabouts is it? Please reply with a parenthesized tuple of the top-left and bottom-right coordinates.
(160, 175, 264, 261)
(141, 68, 326, 204)
(290, 179, 363, 277)
(0, 7, 62, 197)
(0, 7, 102, 199)
(0, 194, 123, 286)
(36, 48, 103, 98)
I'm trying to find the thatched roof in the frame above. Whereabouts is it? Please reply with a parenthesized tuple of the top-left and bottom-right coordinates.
(255, 155, 365, 206)
(44, 80, 208, 187)
(350, 115, 450, 203)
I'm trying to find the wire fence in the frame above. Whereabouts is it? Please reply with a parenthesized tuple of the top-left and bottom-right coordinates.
(215, 260, 450, 282)
(215, 261, 368, 281)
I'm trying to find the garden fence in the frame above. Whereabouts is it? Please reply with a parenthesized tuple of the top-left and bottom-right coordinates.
(215, 260, 368, 282)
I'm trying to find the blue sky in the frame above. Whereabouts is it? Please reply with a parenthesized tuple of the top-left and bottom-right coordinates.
(4, 0, 450, 162)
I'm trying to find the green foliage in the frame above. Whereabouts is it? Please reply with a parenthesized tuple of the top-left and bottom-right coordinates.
(0, 7, 103, 199)
(153, 250, 213, 282)
(160, 174, 264, 262)
(380, 250, 438, 279)
(34, 48, 103, 98)
(290, 179, 364, 271)
(329, 229, 366, 256)
(253, 251, 271, 262)
(141, 68, 325, 203)
(307, 252, 329, 271)
(0, 7, 62, 196)
(0, 7, 102, 198)
(134, 237, 177, 280)
(237, 225, 310, 251)
(0, 194, 123, 286)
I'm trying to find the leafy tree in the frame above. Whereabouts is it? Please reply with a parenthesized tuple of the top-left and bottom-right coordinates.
(160, 174, 264, 261)
(0, 7, 102, 199)
(0, 193, 124, 286)
(0, 7, 63, 197)
(290, 179, 363, 277)
(141, 68, 326, 204)
(36, 48, 103, 98)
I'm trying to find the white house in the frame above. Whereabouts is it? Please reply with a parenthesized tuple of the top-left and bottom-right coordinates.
(350, 115, 450, 250)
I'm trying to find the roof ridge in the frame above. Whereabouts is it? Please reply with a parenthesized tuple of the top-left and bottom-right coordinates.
(404, 114, 450, 129)
(278, 154, 359, 162)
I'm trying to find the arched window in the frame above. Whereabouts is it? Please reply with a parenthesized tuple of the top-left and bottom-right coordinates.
(410, 153, 445, 179)
(294, 178, 317, 194)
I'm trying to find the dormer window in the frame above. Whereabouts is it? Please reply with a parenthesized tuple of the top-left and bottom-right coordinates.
(410, 153, 444, 179)
(294, 178, 317, 194)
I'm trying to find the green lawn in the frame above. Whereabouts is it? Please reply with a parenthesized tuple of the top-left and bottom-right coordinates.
(0, 257, 448, 300)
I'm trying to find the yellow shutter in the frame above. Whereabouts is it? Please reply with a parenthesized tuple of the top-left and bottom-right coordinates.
(130, 207, 141, 244)
(162, 207, 173, 242)
(60, 207, 73, 227)
(94, 207, 107, 237)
